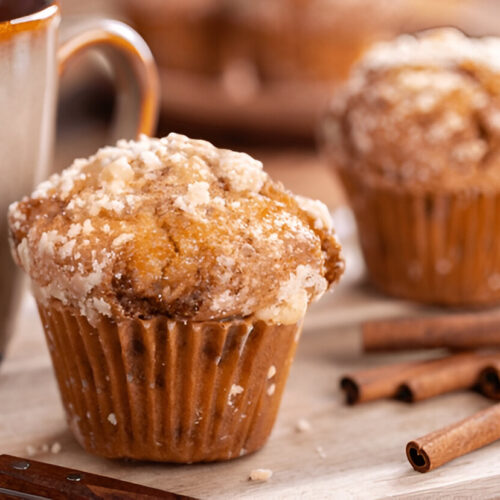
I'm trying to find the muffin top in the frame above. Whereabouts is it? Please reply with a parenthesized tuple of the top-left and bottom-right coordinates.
(9, 133, 343, 325)
(324, 28, 500, 190)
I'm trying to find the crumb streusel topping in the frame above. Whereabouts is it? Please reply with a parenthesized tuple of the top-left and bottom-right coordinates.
(324, 28, 500, 190)
(9, 133, 343, 325)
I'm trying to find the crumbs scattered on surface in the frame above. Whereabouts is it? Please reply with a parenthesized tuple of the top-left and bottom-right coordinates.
(107, 413, 117, 426)
(25, 445, 37, 457)
(51, 442, 62, 454)
(26, 441, 62, 456)
(249, 469, 273, 482)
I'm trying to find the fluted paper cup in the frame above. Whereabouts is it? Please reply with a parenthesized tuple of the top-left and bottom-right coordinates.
(37, 298, 302, 462)
(339, 167, 500, 306)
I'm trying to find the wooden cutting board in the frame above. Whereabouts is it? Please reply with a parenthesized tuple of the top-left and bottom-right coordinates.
(2, 269, 500, 499)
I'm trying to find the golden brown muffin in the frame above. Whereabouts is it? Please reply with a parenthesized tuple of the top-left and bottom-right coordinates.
(9, 133, 343, 462)
(324, 28, 500, 306)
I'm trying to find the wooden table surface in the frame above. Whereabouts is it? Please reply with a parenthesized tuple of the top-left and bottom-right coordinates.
(2, 2, 500, 498)
(3, 227, 500, 499)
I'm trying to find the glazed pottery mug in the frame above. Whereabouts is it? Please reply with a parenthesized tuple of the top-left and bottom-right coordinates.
(0, 0, 159, 362)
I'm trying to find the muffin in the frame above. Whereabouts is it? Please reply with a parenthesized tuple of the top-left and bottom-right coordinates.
(227, 0, 403, 85)
(123, 0, 470, 138)
(8, 133, 343, 462)
(123, 0, 468, 84)
(324, 28, 500, 306)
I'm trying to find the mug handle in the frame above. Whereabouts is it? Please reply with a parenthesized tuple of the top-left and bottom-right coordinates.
(58, 18, 159, 139)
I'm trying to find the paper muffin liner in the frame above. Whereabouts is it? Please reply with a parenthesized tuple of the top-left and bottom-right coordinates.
(36, 299, 301, 462)
(339, 168, 500, 306)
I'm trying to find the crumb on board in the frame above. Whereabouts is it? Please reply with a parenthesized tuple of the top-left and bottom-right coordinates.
(249, 469, 273, 482)
(296, 418, 312, 433)
(26, 441, 62, 456)
(108, 412, 117, 425)
(51, 442, 62, 454)
(26, 445, 36, 457)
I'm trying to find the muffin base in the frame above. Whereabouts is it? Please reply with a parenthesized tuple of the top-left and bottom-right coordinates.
(37, 300, 302, 462)
(339, 168, 500, 306)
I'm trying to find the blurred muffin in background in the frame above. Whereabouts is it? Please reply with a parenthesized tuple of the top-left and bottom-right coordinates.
(323, 28, 500, 306)
(121, 0, 226, 76)
(224, 0, 397, 85)
(122, 0, 469, 139)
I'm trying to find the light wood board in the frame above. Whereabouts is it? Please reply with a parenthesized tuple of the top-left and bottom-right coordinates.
(2, 272, 500, 499)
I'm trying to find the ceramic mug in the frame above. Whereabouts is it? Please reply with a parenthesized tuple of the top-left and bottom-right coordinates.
(0, 0, 159, 362)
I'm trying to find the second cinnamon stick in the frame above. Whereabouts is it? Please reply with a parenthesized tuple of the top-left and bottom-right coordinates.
(396, 353, 500, 403)
(478, 361, 500, 400)
(340, 360, 421, 404)
(341, 353, 500, 405)
(407, 403, 500, 472)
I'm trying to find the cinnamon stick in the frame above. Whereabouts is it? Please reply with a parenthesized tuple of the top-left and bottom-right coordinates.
(478, 361, 500, 400)
(340, 360, 422, 404)
(396, 353, 500, 403)
(341, 353, 500, 405)
(406, 403, 500, 472)
(363, 311, 500, 352)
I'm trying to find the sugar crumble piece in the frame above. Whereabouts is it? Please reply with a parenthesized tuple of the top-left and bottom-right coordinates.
(82, 219, 94, 235)
(217, 150, 267, 193)
(112, 233, 134, 247)
(249, 468, 273, 482)
(107, 413, 117, 426)
(267, 383, 276, 396)
(228, 384, 244, 406)
(267, 365, 276, 379)
(294, 195, 333, 231)
(255, 264, 327, 325)
(229, 384, 244, 397)
(67, 223, 82, 238)
(173, 181, 211, 216)
(296, 418, 311, 433)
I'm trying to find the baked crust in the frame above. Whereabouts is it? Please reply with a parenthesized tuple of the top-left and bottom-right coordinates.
(9, 133, 343, 325)
(324, 29, 500, 192)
